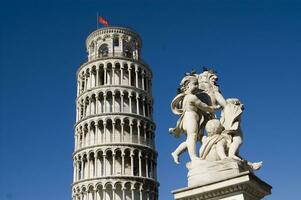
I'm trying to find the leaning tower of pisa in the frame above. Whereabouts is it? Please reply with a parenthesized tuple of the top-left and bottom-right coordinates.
(72, 27, 159, 200)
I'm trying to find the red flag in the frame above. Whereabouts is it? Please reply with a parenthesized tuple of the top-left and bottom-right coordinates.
(99, 16, 109, 27)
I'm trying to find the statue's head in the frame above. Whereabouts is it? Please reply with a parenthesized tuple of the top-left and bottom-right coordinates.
(205, 119, 224, 136)
(179, 75, 199, 94)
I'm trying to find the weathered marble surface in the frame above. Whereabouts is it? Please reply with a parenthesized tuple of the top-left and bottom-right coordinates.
(187, 158, 250, 187)
(169, 68, 271, 199)
(169, 68, 263, 183)
(172, 171, 272, 200)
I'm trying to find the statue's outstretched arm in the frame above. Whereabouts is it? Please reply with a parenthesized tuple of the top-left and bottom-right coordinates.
(194, 97, 215, 113)
(214, 91, 227, 108)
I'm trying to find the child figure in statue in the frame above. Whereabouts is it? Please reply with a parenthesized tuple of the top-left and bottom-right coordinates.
(169, 75, 218, 164)
(199, 119, 229, 161)
(220, 98, 244, 161)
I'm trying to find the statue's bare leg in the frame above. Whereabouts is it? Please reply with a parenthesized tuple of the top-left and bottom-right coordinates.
(172, 142, 187, 164)
(228, 136, 242, 160)
(183, 114, 199, 161)
(186, 132, 198, 161)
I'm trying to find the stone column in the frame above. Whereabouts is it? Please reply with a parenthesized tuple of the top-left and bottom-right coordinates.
(137, 121, 141, 144)
(139, 151, 142, 176)
(77, 161, 81, 180)
(83, 102, 86, 118)
(103, 153, 106, 177)
(131, 152, 134, 176)
(142, 71, 145, 90)
(76, 106, 78, 121)
(88, 98, 92, 116)
(73, 161, 76, 182)
(104, 67, 107, 85)
(130, 122, 133, 143)
(94, 190, 99, 200)
(90, 72, 93, 89)
(94, 155, 98, 177)
(150, 157, 153, 178)
(112, 92, 115, 112)
(121, 93, 124, 112)
(112, 153, 116, 176)
(120, 66, 124, 85)
(103, 122, 107, 144)
(140, 187, 143, 200)
(95, 97, 99, 114)
(81, 160, 84, 179)
(143, 125, 147, 145)
(131, 186, 135, 200)
(122, 188, 126, 200)
(113, 188, 116, 200)
(103, 189, 106, 200)
(135, 66, 139, 88)
(87, 156, 91, 178)
(145, 155, 149, 178)
(128, 66, 131, 86)
(95, 123, 98, 145)
(99, 153, 104, 176)
(112, 121, 116, 142)
(129, 94, 132, 113)
(112, 67, 116, 85)
(74, 134, 78, 150)
(96, 67, 99, 87)
(103, 94, 107, 113)
(136, 95, 140, 115)
(121, 152, 125, 175)
(87, 125, 91, 146)
(143, 97, 146, 117)
(121, 122, 124, 143)
(85, 75, 88, 91)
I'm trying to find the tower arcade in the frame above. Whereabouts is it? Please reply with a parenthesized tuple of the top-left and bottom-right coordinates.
(72, 27, 159, 200)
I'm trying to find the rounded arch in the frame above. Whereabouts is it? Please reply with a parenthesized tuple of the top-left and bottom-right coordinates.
(104, 181, 113, 189)
(98, 43, 109, 57)
(87, 184, 95, 192)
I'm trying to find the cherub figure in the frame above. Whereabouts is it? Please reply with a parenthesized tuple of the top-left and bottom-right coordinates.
(199, 119, 262, 170)
(220, 98, 244, 160)
(199, 119, 230, 161)
(169, 75, 218, 164)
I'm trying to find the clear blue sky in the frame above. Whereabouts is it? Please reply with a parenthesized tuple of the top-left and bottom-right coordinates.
(1, 0, 301, 199)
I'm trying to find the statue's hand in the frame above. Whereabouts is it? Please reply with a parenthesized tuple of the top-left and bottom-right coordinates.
(213, 105, 221, 110)
(209, 105, 220, 112)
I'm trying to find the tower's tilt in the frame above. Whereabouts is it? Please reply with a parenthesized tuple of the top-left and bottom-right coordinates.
(72, 27, 159, 200)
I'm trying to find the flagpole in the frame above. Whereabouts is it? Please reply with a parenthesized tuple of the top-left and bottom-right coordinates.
(96, 12, 99, 29)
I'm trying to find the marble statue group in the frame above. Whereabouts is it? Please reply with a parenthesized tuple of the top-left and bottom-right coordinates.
(169, 68, 262, 186)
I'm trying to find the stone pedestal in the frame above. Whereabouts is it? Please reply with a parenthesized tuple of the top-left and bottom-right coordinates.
(187, 158, 253, 187)
(172, 171, 272, 200)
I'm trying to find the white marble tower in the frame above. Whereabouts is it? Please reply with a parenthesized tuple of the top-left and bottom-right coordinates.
(72, 27, 159, 200)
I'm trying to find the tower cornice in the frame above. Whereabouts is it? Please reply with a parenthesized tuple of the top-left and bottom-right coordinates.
(86, 26, 142, 49)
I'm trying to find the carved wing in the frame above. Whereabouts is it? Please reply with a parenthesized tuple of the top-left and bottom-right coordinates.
(170, 93, 185, 115)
